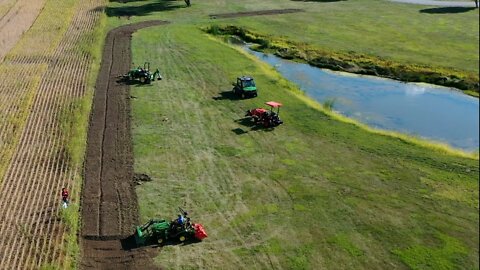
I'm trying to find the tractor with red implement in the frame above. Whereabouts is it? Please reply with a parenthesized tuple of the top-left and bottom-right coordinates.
(134, 208, 207, 246)
(245, 101, 283, 128)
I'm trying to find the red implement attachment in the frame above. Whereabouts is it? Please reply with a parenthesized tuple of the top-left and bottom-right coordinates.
(193, 223, 208, 240)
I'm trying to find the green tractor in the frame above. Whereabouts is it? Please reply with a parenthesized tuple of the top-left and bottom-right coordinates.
(134, 212, 207, 246)
(122, 62, 161, 84)
(232, 76, 258, 98)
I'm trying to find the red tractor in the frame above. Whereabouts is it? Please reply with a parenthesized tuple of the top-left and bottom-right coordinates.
(245, 101, 283, 128)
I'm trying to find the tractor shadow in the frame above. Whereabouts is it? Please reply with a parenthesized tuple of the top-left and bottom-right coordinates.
(419, 7, 476, 14)
(231, 128, 249, 135)
(106, 0, 184, 17)
(120, 235, 138, 250)
(212, 90, 240, 100)
(234, 117, 276, 133)
(120, 234, 201, 251)
(115, 78, 159, 86)
(212, 90, 257, 101)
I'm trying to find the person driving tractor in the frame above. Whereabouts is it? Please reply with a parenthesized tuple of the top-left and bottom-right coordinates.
(177, 214, 185, 226)
(169, 214, 185, 232)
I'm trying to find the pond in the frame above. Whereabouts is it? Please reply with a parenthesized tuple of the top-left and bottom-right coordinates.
(245, 48, 479, 151)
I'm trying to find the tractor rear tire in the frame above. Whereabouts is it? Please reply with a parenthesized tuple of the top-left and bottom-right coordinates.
(140, 77, 146, 83)
(157, 238, 164, 245)
(179, 235, 186, 242)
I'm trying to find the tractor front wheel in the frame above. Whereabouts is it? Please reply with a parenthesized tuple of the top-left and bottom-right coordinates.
(179, 235, 186, 242)
(157, 238, 164, 245)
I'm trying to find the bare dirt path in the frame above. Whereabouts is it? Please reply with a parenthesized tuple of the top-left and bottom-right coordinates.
(0, 0, 46, 63)
(209, 8, 304, 19)
(80, 20, 168, 270)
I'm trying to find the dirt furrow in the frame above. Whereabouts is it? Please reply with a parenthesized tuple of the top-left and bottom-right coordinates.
(81, 20, 168, 270)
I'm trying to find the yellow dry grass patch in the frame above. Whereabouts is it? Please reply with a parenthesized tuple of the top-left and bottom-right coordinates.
(0, 0, 16, 19)
(5, 0, 79, 59)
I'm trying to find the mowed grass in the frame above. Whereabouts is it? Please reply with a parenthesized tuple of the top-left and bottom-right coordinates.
(107, 0, 479, 73)
(130, 25, 478, 269)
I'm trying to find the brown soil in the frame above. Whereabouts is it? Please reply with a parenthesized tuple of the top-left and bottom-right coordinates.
(80, 20, 169, 270)
(0, 0, 46, 63)
(209, 8, 304, 19)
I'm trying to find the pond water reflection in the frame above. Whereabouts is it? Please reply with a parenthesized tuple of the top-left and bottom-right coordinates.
(246, 48, 479, 151)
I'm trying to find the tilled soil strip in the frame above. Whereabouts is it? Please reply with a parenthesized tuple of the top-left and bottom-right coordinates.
(81, 20, 168, 270)
(209, 8, 304, 19)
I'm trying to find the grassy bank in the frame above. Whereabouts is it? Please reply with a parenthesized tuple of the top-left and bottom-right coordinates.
(131, 25, 478, 269)
(205, 25, 479, 95)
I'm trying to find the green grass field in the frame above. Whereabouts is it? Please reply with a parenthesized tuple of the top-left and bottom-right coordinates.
(99, 0, 480, 269)
(129, 24, 478, 269)
(107, 0, 479, 73)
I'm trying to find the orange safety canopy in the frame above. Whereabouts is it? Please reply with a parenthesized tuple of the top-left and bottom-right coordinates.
(265, 101, 282, 108)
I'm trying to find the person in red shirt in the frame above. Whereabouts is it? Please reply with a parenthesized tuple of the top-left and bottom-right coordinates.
(61, 188, 69, 208)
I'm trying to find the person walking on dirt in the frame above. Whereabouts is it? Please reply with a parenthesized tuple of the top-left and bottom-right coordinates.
(61, 188, 69, 208)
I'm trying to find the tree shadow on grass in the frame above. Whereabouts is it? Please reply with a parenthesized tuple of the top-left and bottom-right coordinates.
(106, 0, 184, 17)
(420, 7, 476, 14)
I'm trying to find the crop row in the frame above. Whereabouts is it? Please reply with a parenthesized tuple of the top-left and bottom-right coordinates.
(0, 0, 105, 268)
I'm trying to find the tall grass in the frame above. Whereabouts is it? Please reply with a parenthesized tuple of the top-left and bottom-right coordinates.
(322, 98, 336, 111)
